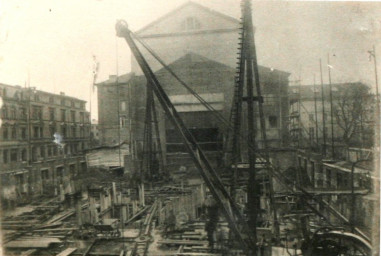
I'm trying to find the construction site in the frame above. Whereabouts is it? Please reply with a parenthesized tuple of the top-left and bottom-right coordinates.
(1, 1, 380, 256)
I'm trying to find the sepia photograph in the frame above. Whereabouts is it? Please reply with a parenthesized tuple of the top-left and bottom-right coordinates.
(0, 0, 380, 255)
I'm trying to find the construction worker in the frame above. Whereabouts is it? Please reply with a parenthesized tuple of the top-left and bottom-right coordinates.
(204, 195, 219, 251)
(164, 209, 176, 237)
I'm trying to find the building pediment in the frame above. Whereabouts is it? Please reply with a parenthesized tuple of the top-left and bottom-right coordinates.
(136, 1, 240, 37)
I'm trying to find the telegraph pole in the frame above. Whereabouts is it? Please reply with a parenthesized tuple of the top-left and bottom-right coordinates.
(313, 75, 319, 147)
(319, 59, 327, 156)
(369, 46, 380, 150)
(327, 54, 335, 158)
(370, 45, 380, 114)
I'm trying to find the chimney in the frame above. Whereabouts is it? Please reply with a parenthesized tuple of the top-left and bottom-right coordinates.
(109, 75, 117, 83)
(60, 92, 65, 96)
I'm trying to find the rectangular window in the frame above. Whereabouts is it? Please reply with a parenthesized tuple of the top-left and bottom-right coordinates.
(80, 112, 84, 123)
(40, 127, 43, 138)
(41, 169, 49, 180)
(49, 126, 55, 137)
(49, 96, 54, 104)
(3, 150, 8, 163)
(62, 126, 67, 138)
(61, 109, 66, 121)
(21, 149, 27, 161)
(71, 110, 75, 122)
(40, 146, 45, 158)
(309, 114, 314, 121)
(2, 105, 8, 119)
(11, 125, 16, 139)
(61, 98, 65, 106)
(121, 101, 127, 111)
(71, 126, 76, 137)
(33, 126, 39, 138)
(268, 116, 278, 128)
(10, 149, 17, 162)
(3, 127, 8, 139)
(32, 106, 42, 120)
(20, 107, 27, 119)
(32, 147, 38, 161)
(10, 106, 16, 119)
(49, 108, 55, 121)
(120, 116, 128, 128)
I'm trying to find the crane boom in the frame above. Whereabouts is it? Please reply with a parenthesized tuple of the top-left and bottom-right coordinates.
(115, 20, 256, 253)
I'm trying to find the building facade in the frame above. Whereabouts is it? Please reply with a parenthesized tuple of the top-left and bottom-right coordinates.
(90, 119, 100, 147)
(98, 2, 291, 172)
(289, 82, 374, 155)
(133, 1, 241, 74)
(97, 52, 289, 172)
(295, 147, 378, 245)
(0, 83, 91, 208)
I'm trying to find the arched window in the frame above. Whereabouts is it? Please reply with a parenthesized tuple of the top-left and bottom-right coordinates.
(181, 17, 201, 31)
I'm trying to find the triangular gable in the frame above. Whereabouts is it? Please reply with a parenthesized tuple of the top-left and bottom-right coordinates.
(155, 52, 233, 74)
(136, 1, 240, 36)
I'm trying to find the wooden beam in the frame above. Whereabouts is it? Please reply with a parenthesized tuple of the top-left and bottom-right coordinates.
(56, 247, 77, 256)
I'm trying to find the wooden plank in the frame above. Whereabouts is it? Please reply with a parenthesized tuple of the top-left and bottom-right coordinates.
(177, 245, 184, 253)
(56, 247, 77, 256)
(175, 253, 221, 256)
(34, 228, 78, 232)
(157, 240, 208, 246)
(20, 249, 37, 256)
(5, 238, 62, 248)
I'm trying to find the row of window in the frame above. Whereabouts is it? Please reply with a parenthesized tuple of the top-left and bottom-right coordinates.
(41, 164, 82, 181)
(48, 108, 87, 122)
(298, 156, 366, 190)
(1, 105, 27, 120)
(0, 88, 85, 109)
(1, 142, 87, 164)
(1, 125, 90, 140)
(1, 104, 89, 123)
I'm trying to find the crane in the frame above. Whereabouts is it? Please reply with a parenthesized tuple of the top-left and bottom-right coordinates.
(115, 20, 257, 254)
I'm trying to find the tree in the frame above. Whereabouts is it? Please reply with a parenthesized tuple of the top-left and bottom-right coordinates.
(333, 83, 375, 146)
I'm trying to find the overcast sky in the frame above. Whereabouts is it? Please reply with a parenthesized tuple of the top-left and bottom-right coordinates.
(1, 0, 380, 120)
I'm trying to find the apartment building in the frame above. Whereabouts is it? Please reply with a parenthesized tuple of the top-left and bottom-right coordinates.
(0, 83, 91, 208)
